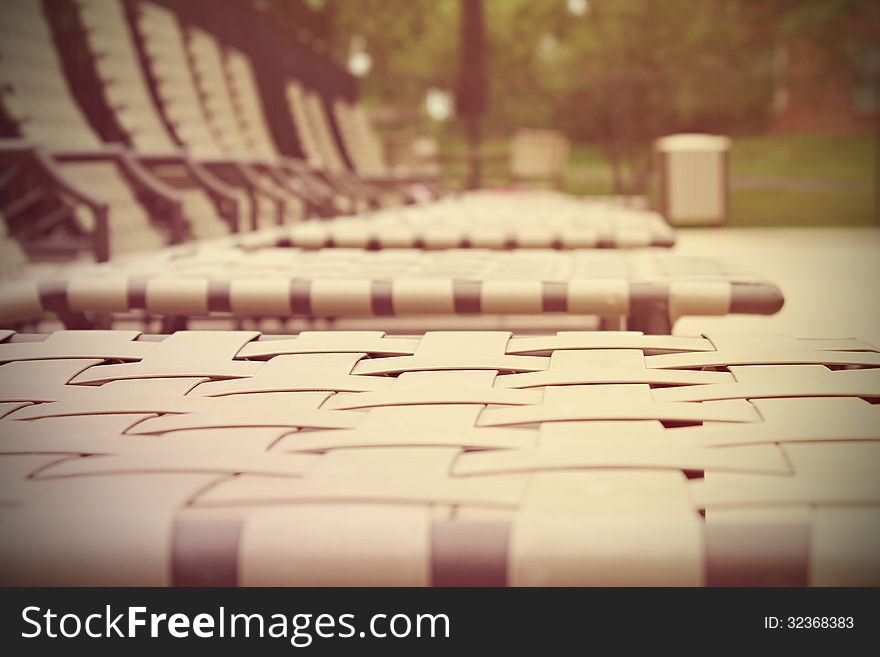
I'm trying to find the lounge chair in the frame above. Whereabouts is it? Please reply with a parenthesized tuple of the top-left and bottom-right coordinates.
(0, 0, 236, 260)
(220, 46, 346, 216)
(0, 248, 783, 334)
(0, 328, 876, 585)
(285, 81, 391, 208)
(332, 97, 445, 198)
(221, 191, 675, 251)
(74, 0, 678, 252)
(92, 0, 298, 230)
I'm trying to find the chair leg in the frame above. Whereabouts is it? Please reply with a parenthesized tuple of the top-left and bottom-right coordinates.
(599, 317, 626, 331)
(627, 300, 673, 335)
(161, 316, 188, 333)
(56, 310, 94, 330)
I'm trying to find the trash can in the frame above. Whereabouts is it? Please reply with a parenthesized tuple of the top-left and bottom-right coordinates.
(654, 133, 731, 226)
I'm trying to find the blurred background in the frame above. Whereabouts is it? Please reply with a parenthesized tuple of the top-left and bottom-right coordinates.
(249, 0, 879, 226)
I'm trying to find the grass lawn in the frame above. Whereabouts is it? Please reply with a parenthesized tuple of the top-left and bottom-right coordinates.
(726, 133, 875, 226)
(729, 133, 873, 183)
(728, 186, 874, 227)
(436, 132, 876, 226)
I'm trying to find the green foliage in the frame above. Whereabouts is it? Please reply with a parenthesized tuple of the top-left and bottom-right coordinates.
(326, 1, 776, 132)
(754, 0, 880, 81)
(328, 0, 459, 105)
(260, 0, 877, 133)
(261, 0, 877, 195)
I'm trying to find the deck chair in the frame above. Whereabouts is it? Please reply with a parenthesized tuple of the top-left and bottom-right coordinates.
(69, 2, 244, 242)
(0, 247, 783, 334)
(218, 46, 351, 217)
(68, 0, 252, 239)
(77, 0, 676, 253)
(187, 24, 345, 224)
(509, 128, 570, 190)
(332, 97, 444, 197)
(331, 100, 386, 179)
(285, 81, 391, 209)
(93, 0, 303, 231)
(0, 328, 877, 586)
(0, 0, 195, 260)
(283, 98, 666, 249)
(219, 190, 675, 251)
(0, 208, 92, 276)
(296, 95, 675, 248)
(0, 0, 245, 259)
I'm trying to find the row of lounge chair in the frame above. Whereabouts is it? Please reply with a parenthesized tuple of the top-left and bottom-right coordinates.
(0, 0, 435, 261)
(0, 0, 876, 586)
(0, 0, 777, 332)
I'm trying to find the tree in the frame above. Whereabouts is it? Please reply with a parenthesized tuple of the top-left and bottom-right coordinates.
(255, 0, 878, 198)
(455, 0, 488, 189)
(546, 0, 777, 194)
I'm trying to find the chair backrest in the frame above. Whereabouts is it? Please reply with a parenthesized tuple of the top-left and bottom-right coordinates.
(305, 92, 348, 175)
(224, 48, 280, 161)
(186, 27, 253, 159)
(73, 0, 179, 154)
(509, 128, 570, 186)
(284, 81, 325, 170)
(332, 99, 386, 177)
(131, 2, 224, 159)
(0, 0, 104, 151)
(286, 81, 348, 175)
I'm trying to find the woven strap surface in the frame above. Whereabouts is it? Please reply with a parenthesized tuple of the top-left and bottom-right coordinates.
(0, 250, 781, 325)
(224, 192, 676, 249)
(0, 330, 877, 585)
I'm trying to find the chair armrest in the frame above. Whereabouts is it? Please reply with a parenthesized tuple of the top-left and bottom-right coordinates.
(235, 162, 285, 202)
(118, 154, 182, 202)
(51, 145, 185, 208)
(281, 158, 337, 199)
(117, 154, 185, 244)
(30, 148, 110, 262)
(182, 159, 242, 232)
(46, 145, 188, 250)
(0, 138, 36, 154)
(48, 144, 127, 161)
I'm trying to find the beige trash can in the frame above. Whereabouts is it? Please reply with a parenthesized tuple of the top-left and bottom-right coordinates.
(654, 134, 731, 226)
